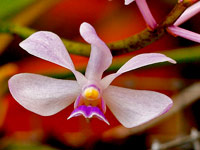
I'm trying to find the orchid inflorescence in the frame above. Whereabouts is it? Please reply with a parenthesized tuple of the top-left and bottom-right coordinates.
(9, 22, 176, 128)
(9, 0, 199, 128)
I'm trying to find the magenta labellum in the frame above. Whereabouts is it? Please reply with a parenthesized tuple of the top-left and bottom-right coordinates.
(68, 105, 109, 125)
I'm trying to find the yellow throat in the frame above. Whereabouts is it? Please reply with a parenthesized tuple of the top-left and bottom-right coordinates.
(83, 87, 99, 100)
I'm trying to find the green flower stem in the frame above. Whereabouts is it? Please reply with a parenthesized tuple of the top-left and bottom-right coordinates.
(47, 46, 200, 79)
(162, 46, 200, 63)
(111, 46, 200, 71)
(0, 0, 197, 56)
(161, 0, 197, 26)
(109, 0, 198, 55)
(0, 21, 91, 56)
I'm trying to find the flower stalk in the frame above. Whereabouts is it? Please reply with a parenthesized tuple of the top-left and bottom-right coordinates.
(0, 0, 197, 56)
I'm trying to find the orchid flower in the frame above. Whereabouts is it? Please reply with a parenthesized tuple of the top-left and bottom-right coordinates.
(167, 1, 200, 43)
(8, 22, 176, 128)
(125, 0, 157, 30)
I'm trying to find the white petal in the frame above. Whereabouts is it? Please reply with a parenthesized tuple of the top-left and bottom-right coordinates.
(101, 53, 176, 89)
(174, 1, 200, 26)
(168, 26, 200, 43)
(135, 0, 157, 30)
(103, 86, 173, 128)
(8, 73, 81, 116)
(125, 0, 135, 5)
(19, 31, 87, 85)
(80, 22, 112, 81)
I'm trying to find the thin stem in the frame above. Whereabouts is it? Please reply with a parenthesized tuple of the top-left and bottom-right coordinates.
(110, 0, 198, 55)
(47, 45, 200, 79)
(0, 21, 91, 56)
(160, 0, 197, 27)
(0, 0, 197, 56)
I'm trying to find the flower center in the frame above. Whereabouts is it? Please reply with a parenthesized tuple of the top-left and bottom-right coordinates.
(83, 86, 100, 100)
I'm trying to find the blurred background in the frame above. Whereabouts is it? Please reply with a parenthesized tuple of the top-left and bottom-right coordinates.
(0, 0, 200, 149)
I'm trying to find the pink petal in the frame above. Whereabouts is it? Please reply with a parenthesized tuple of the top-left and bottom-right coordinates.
(80, 22, 112, 81)
(174, 1, 200, 26)
(8, 73, 81, 116)
(19, 31, 87, 85)
(125, 0, 157, 29)
(125, 0, 135, 5)
(135, 0, 157, 30)
(101, 53, 176, 89)
(103, 86, 173, 128)
(168, 26, 200, 43)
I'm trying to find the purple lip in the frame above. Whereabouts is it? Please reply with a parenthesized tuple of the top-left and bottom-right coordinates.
(68, 105, 109, 125)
